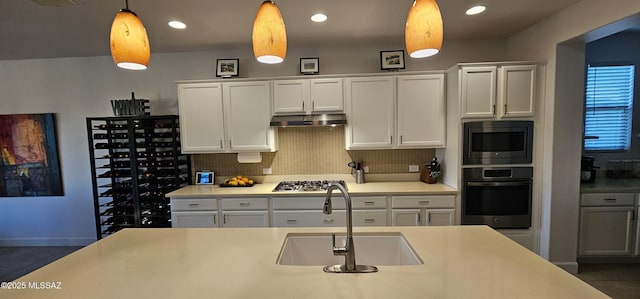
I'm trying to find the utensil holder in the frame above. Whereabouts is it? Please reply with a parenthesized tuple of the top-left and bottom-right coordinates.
(355, 170, 365, 184)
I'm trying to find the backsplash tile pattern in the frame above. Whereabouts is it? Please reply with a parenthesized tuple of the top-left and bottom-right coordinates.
(192, 126, 435, 177)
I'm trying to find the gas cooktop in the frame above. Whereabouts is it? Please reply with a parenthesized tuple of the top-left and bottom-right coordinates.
(272, 180, 346, 192)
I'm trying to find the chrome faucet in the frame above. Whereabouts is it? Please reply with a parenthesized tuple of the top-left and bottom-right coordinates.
(322, 183, 378, 273)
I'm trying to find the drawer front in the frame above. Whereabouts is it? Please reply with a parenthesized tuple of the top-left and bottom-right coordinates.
(391, 195, 455, 208)
(221, 197, 268, 210)
(171, 198, 218, 211)
(272, 197, 345, 210)
(352, 196, 387, 209)
(581, 193, 635, 206)
(273, 210, 346, 227)
(353, 210, 387, 226)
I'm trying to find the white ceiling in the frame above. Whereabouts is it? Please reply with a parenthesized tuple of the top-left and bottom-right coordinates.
(0, 0, 585, 61)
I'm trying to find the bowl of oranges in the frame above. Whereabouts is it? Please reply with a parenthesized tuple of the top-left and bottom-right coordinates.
(220, 175, 255, 187)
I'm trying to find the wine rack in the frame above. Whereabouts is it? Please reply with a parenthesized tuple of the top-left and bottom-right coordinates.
(87, 115, 190, 239)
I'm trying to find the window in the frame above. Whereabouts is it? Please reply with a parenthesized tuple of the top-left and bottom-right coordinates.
(584, 64, 635, 152)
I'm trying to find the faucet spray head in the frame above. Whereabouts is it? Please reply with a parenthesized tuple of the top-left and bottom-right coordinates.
(323, 195, 332, 214)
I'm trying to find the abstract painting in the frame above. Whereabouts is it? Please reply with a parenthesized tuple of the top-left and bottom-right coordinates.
(0, 113, 63, 197)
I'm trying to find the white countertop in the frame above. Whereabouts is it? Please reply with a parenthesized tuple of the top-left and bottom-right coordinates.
(7, 226, 608, 299)
(166, 179, 457, 198)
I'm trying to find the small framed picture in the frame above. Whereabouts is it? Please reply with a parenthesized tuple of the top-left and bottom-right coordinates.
(195, 171, 214, 185)
(380, 50, 405, 70)
(300, 57, 319, 74)
(216, 59, 239, 77)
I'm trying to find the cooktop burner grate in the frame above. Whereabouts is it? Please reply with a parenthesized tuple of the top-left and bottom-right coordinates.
(272, 180, 346, 192)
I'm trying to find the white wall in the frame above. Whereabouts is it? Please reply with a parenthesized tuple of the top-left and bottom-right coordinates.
(0, 40, 507, 246)
(506, 0, 640, 272)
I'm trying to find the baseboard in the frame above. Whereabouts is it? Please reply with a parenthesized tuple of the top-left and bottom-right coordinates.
(0, 237, 95, 247)
(553, 261, 579, 274)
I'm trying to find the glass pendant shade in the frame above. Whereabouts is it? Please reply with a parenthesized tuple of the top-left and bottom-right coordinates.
(405, 0, 443, 58)
(110, 8, 150, 70)
(252, 1, 287, 64)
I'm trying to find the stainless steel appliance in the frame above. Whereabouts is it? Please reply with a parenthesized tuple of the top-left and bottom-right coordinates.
(462, 167, 533, 229)
(462, 120, 534, 165)
(272, 180, 346, 192)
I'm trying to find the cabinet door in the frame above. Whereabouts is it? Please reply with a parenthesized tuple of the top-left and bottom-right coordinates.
(177, 83, 225, 153)
(397, 74, 446, 148)
(460, 66, 497, 118)
(425, 209, 455, 226)
(345, 77, 395, 149)
(273, 79, 308, 114)
(578, 206, 634, 256)
(223, 81, 274, 151)
(171, 211, 218, 228)
(222, 211, 269, 227)
(310, 78, 344, 112)
(498, 65, 536, 118)
(392, 209, 421, 226)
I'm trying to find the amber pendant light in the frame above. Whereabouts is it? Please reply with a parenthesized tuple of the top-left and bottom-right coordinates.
(110, 0, 150, 70)
(252, 0, 287, 64)
(405, 0, 443, 58)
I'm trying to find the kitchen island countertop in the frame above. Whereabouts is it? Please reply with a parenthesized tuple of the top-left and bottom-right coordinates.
(7, 226, 607, 299)
(580, 177, 640, 193)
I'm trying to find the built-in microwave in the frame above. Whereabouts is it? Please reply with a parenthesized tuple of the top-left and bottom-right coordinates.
(462, 120, 534, 165)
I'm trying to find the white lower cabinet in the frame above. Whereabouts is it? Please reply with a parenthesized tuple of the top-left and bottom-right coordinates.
(170, 198, 218, 228)
(221, 197, 269, 227)
(578, 193, 636, 257)
(272, 195, 388, 227)
(391, 195, 455, 226)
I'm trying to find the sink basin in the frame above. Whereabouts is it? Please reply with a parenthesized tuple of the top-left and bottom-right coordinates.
(276, 232, 423, 266)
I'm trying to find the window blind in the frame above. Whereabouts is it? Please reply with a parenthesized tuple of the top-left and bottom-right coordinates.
(584, 64, 635, 152)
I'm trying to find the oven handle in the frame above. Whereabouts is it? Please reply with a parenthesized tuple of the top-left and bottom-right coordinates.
(466, 181, 531, 187)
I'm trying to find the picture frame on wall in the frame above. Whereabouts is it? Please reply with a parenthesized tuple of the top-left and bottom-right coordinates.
(216, 58, 239, 77)
(380, 50, 405, 70)
(300, 57, 320, 74)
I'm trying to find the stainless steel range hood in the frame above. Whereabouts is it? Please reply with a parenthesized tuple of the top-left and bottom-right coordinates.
(270, 113, 347, 127)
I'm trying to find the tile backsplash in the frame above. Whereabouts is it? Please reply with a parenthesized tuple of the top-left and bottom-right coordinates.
(192, 126, 435, 177)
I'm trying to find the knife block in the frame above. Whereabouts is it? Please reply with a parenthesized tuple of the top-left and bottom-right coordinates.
(420, 165, 437, 184)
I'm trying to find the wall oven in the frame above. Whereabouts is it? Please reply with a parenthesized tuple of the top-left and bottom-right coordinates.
(462, 167, 533, 229)
(462, 120, 534, 165)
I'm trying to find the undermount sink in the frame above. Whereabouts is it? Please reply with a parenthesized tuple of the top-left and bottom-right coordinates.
(276, 232, 423, 266)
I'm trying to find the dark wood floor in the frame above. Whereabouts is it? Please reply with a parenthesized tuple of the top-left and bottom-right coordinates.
(1, 246, 639, 298)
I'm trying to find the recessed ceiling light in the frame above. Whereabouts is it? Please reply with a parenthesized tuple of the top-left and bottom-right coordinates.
(168, 20, 187, 29)
(311, 13, 327, 23)
(465, 5, 486, 16)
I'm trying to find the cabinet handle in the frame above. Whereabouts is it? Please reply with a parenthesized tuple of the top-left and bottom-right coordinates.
(312, 101, 315, 111)
(219, 139, 223, 149)
(302, 101, 305, 111)
(286, 219, 297, 224)
(364, 201, 375, 206)
(418, 200, 430, 205)
(239, 202, 250, 207)
(504, 104, 508, 116)
(223, 214, 227, 224)
(323, 218, 334, 223)
(604, 198, 617, 201)
(492, 104, 496, 116)
(213, 215, 217, 225)
(364, 218, 375, 223)
(631, 210, 635, 221)
(188, 203, 200, 208)
(400, 135, 403, 144)
(390, 136, 393, 144)
(229, 139, 232, 148)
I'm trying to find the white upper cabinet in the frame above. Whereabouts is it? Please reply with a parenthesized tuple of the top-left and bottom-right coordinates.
(397, 74, 446, 148)
(223, 81, 275, 152)
(460, 64, 536, 119)
(177, 82, 225, 153)
(272, 79, 308, 114)
(177, 80, 276, 154)
(345, 76, 395, 149)
(309, 78, 344, 112)
(272, 78, 343, 114)
(498, 65, 536, 118)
